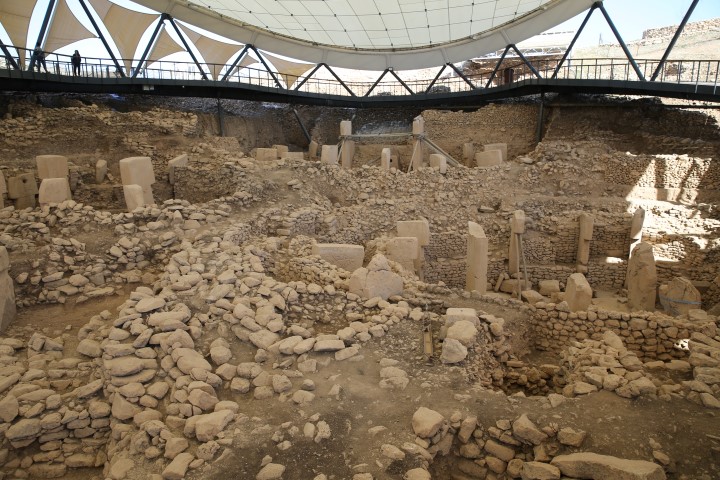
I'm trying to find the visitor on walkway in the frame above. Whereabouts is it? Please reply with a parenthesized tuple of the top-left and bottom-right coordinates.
(72, 50, 82, 76)
(32, 44, 47, 73)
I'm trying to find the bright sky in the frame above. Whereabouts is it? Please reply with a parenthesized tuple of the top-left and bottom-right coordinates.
(2, 0, 720, 71)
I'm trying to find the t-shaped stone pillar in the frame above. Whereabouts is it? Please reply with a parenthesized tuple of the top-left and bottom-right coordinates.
(508, 210, 525, 275)
(321, 145, 338, 165)
(576, 213, 594, 273)
(0, 246, 16, 332)
(629, 207, 646, 257)
(410, 115, 425, 170)
(119, 156, 155, 206)
(466, 222, 488, 294)
(627, 242, 657, 312)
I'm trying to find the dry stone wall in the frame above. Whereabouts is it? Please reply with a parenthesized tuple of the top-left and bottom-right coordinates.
(530, 302, 718, 361)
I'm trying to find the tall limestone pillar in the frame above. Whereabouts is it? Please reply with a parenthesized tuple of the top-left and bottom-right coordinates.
(576, 213, 594, 273)
(627, 242, 657, 312)
(0, 247, 16, 332)
(508, 210, 525, 275)
(466, 222, 488, 294)
(340, 120, 354, 169)
(410, 115, 425, 170)
(629, 207, 646, 257)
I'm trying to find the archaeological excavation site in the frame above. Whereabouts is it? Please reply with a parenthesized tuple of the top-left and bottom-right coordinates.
(1, 1, 720, 480)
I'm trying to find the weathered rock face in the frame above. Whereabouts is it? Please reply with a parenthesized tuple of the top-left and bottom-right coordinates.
(659, 276, 701, 316)
(551, 452, 666, 480)
(0, 247, 16, 332)
(411, 407, 445, 438)
(564, 273, 592, 312)
(349, 254, 403, 300)
(627, 242, 657, 312)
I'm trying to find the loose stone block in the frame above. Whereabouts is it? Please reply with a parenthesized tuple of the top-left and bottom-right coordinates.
(386, 237, 419, 273)
(412, 115, 425, 135)
(576, 213, 594, 272)
(272, 145, 289, 157)
(308, 140, 319, 159)
(349, 254, 403, 300)
(397, 219, 430, 247)
(483, 143, 507, 161)
(168, 154, 188, 185)
(312, 243, 364, 272)
(466, 222, 488, 294)
(0, 247, 16, 332)
(565, 273, 592, 312)
(463, 143, 475, 162)
(255, 148, 278, 161)
(444, 308, 479, 327)
(659, 276, 701, 317)
(341, 140, 355, 169)
(475, 149, 502, 167)
(627, 242, 657, 312)
(380, 148, 392, 170)
(7, 173, 38, 209)
(38, 178, 71, 205)
(340, 120, 352, 136)
(95, 160, 107, 183)
(36, 155, 68, 179)
(123, 184, 146, 212)
(429, 154, 447, 174)
(119, 156, 155, 204)
(321, 145, 338, 165)
(508, 210, 525, 274)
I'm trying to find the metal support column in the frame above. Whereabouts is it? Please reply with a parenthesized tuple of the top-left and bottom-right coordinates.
(293, 108, 312, 144)
(388, 69, 414, 95)
(651, 0, 699, 81)
(29, 0, 57, 70)
(321, 64, 356, 96)
(133, 14, 166, 78)
(485, 45, 512, 88)
(216, 97, 224, 136)
(294, 63, 323, 90)
(425, 64, 448, 93)
(221, 44, 250, 81)
(597, 2, 645, 81)
(535, 93, 545, 143)
(365, 69, 390, 96)
(552, 4, 596, 78)
(78, 0, 125, 76)
(510, 44, 542, 78)
(0, 40, 20, 70)
(248, 45, 283, 89)
(167, 17, 208, 80)
(447, 62, 475, 89)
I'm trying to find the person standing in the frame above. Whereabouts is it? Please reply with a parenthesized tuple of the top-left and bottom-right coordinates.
(71, 50, 82, 76)
(33, 44, 48, 72)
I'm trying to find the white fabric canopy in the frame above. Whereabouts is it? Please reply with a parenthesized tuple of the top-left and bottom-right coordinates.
(145, 26, 183, 65)
(176, 23, 242, 80)
(0, 1, 37, 66)
(88, 0, 159, 72)
(261, 52, 315, 89)
(43, 0, 96, 55)
(132, 0, 596, 70)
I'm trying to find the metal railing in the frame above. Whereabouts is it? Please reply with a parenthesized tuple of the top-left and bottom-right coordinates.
(2, 45, 719, 98)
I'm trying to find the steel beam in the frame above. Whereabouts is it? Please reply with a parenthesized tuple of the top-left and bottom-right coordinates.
(167, 17, 208, 80)
(0, 40, 20, 70)
(293, 63, 322, 90)
(552, 4, 597, 79)
(30, 0, 57, 70)
(485, 45, 511, 88)
(388, 69, 414, 95)
(448, 62, 475, 89)
(249, 45, 283, 89)
(597, 2, 645, 81)
(651, 0, 699, 81)
(510, 45, 542, 78)
(425, 65, 448, 93)
(293, 108, 311, 143)
(364, 69, 390, 97)
(78, 0, 125, 76)
(322, 63, 356, 96)
(133, 15, 166, 78)
(221, 44, 250, 82)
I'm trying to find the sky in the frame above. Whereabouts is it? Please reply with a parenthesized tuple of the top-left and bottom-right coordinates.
(1, 0, 720, 71)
